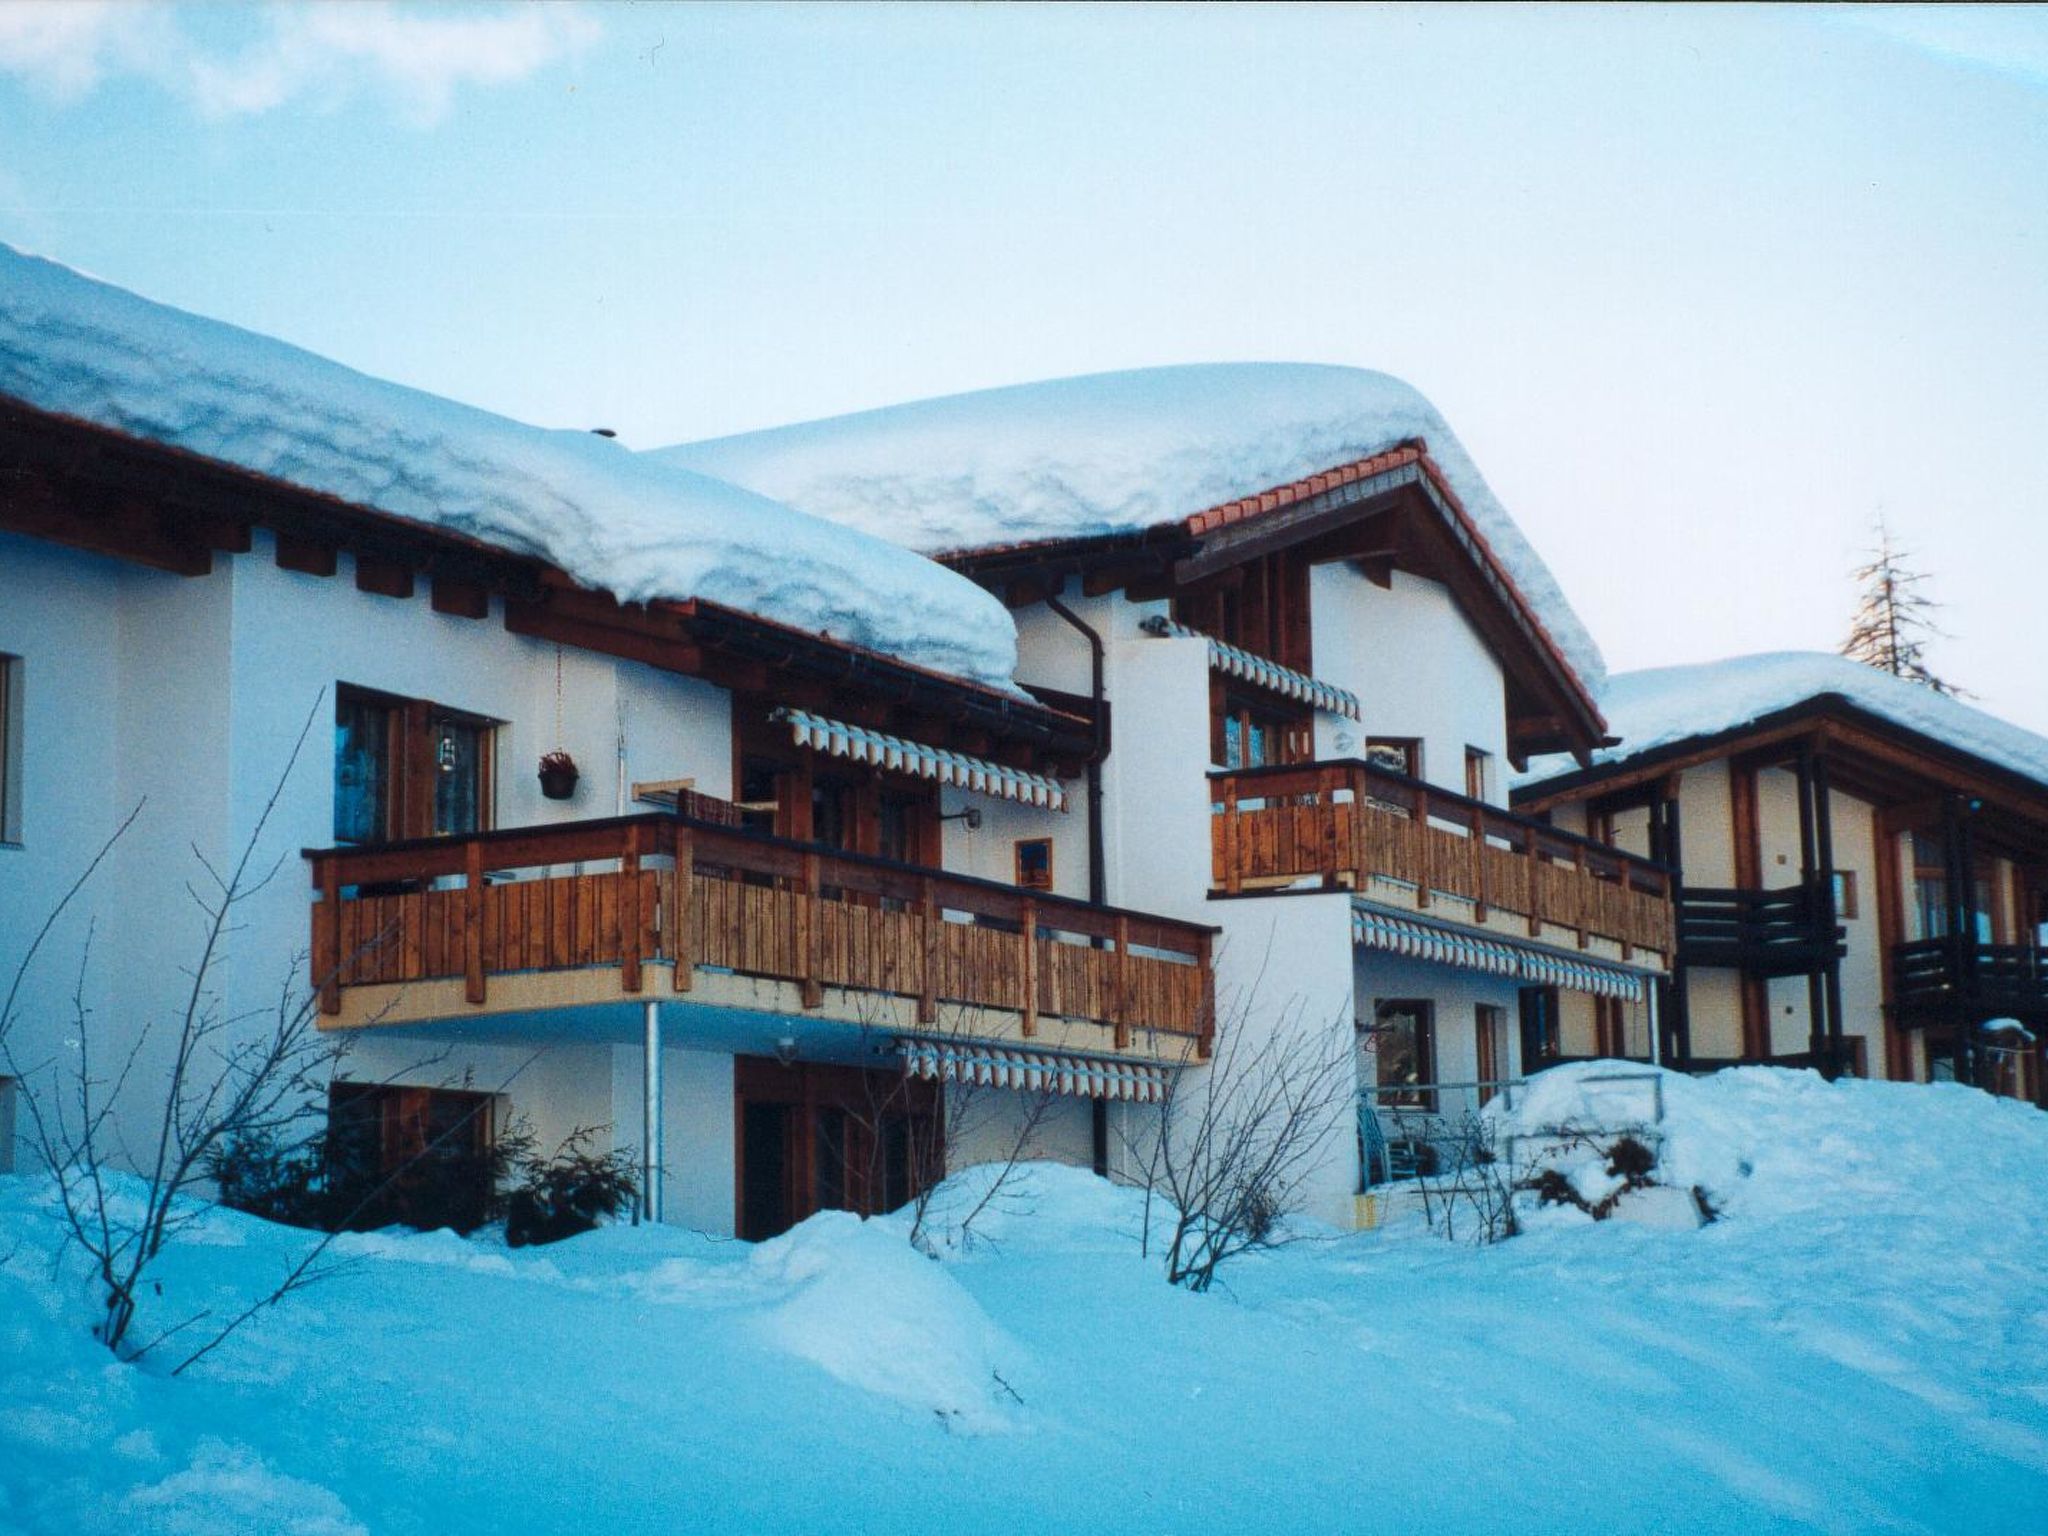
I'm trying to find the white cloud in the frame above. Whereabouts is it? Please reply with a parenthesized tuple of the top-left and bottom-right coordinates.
(0, 1, 600, 122)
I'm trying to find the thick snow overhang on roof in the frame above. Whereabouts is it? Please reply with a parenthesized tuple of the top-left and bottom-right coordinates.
(649, 363, 1608, 697)
(0, 242, 1020, 693)
(1513, 653, 2048, 838)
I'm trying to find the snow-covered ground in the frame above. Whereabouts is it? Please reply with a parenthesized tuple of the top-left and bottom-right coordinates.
(4, 1065, 2047, 1535)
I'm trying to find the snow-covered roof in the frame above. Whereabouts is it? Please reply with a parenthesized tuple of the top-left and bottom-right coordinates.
(649, 364, 1606, 693)
(0, 244, 1019, 692)
(1516, 652, 2048, 795)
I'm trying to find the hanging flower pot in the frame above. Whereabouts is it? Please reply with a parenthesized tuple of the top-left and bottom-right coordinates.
(538, 750, 580, 801)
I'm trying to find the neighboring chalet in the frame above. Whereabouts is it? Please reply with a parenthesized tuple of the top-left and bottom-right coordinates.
(656, 365, 1679, 1224)
(1515, 654, 2048, 1105)
(0, 247, 1215, 1237)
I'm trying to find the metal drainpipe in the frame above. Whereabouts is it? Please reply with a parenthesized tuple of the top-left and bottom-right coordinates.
(1045, 588, 1114, 1178)
(1045, 590, 1108, 908)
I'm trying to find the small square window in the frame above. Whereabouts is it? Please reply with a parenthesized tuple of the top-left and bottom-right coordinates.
(1015, 838, 1053, 892)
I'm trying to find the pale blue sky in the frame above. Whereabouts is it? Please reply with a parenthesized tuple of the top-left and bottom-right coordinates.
(3, 3, 2044, 731)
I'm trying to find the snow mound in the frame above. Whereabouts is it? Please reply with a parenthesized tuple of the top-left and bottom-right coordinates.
(651, 363, 1605, 692)
(749, 1210, 1023, 1432)
(889, 1159, 1169, 1258)
(1517, 651, 2048, 792)
(0, 243, 1019, 691)
(120, 1439, 366, 1536)
(1490, 1060, 2048, 1228)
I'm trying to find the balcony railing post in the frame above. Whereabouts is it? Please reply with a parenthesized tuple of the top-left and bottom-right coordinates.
(1616, 860, 1634, 963)
(1468, 801, 1488, 921)
(1114, 914, 1132, 1050)
(671, 825, 694, 992)
(316, 856, 342, 1016)
(1221, 775, 1243, 895)
(1411, 785, 1432, 909)
(1523, 825, 1542, 937)
(1573, 843, 1590, 950)
(918, 876, 938, 1025)
(1196, 929, 1216, 1060)
(464, 838, 486, 1006)
(1020, 896, 1038, 1038)
(800, 850, 824, 1009)
(620, 823, 644, 994)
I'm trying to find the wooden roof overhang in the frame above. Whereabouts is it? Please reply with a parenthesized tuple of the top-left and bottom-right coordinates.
(0, 396, 1094, 773)
(942, 440, 1608, 768)
(1513, 696, 2048, 868)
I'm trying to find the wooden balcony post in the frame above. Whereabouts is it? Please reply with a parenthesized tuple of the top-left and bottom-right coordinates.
(1114, 914, 1132, 1049)
(315, 856, 342, 1016)
(620, 824, 644, 994)
(1196, 929, 1216, 1060)
(1221, 776, 1243, 895)
(917, 876, 938, 1025)
(670, 826, 694, 992)
(1020, 897, 1038, 1038)
(800, 851, 824, 1010)
(1524, 825, 1543, 937)
(464, 838, 486, 1005)
(1573, 842, 1590, 950)
(1351, 766, 1370, 889)
(1616, 860, 1634, 963)
(1412, 785, 1432, 910)
(1468, 801, 1488, 921)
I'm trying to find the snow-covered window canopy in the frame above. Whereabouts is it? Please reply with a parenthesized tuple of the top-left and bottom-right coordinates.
(1351, 903, 1652, 1001)
(1139, 617, 1361, 720)
(773, 709, 1069, 811)
(899, 1039, 1169, 1103)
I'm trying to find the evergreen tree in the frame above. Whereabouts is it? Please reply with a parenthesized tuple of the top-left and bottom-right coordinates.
(1841, 518, 1967, 697)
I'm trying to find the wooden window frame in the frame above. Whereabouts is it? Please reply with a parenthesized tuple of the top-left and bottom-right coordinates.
(1366, 736, 1423, 781)
(335, 683, 498, 845)
(1464, 746, 1492, 803)
(1475, 1003, 1507, 1087)
(1832, 868, 1859, 922)
(1015, 837, 1054, 892)
(1371, 998, 1437, 1111)
(1213, 687, 1311, 770)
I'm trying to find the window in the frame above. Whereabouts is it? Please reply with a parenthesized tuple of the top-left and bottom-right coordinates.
(326, 1082, 497, 1233)
(1371, 999, 1436, 1110)
(0, 654, 18, 845)
(1831, 869, 1859, 922)
(334, 686, 495, 844)
(1366, 737, 1421, 780)
(1464, 747, 1492, 803)
(1216, 692, 1308, 770)
(1518, 986, 1561, 1067)
(1475, 1004, 1508, 1087)
(1911, 832, 1995, 942)
(1015, 838, 1053, 891)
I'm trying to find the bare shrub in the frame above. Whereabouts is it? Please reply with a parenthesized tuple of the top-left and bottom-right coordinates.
(1130, 998, 1355, 1294)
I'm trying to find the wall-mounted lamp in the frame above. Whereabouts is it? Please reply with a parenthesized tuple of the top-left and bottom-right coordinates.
(941, 807, 983, 831)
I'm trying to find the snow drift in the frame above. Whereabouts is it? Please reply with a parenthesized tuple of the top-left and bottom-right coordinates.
(0, 243, 1020, 691)
(651, 363, 1607, 693)
(5, 1068, 2048, 1533)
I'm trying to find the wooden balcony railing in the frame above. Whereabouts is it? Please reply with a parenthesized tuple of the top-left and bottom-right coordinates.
(308, 814, 1216, 1049)
(1677, 880, 1844, 978)
(1211, 760, 1675, 958)
(1893, 937, 2048, 1024)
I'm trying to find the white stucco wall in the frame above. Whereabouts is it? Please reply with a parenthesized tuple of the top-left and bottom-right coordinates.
(1309, 564, 1508, 798)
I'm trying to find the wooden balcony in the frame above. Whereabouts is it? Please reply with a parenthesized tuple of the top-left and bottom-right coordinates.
(1212, 760, 1675, 960)
(1677, 880, 1844, 978)
(1893, 937, 2048, 1027)
(308, 814, 1215, 1052)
